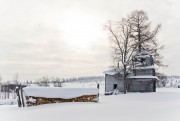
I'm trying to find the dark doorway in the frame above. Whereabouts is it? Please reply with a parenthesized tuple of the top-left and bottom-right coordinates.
(114, 84, 117, 89)
(153, 81, 156, 92)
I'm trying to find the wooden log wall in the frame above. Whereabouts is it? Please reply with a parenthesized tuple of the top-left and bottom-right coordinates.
(25, 95, 98, 106)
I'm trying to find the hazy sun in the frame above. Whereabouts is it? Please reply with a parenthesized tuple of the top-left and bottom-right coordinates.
(59, 10, 103, 50)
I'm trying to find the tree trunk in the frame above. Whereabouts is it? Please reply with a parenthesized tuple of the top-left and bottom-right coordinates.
(138, 23, 141, 52)
(123, 65, 127, 94)
(138, 43, 141, 52)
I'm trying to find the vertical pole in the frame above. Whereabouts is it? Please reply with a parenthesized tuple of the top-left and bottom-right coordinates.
(97, 83, 99, 100)
(123, 65, 127, 94)
(20, 85, 25, 107)
(16, 85, 21, 107)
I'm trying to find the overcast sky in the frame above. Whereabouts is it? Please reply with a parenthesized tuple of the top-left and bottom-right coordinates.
(0, 0, 179, 81)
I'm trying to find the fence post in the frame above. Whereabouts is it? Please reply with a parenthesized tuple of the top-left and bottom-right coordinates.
(20, 85, 25, 107)
(97, 83, 99, 99)
(16, 85, 21, 107)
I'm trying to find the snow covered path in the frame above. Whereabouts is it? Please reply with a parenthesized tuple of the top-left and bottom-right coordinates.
(1, 88, 180, 121)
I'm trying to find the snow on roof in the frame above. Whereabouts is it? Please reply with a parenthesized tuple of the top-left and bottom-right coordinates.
(137, 49, 151, 55)
(128, 75, 159, 80)
(135, 50, 152, 58)
(136, 55, 151, 58)
(133, 65, 155, 70)
(103, 69, 123, 75)
(23, 87, 99, 99)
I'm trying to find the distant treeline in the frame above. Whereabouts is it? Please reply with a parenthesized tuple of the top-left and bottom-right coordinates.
(23, 76, 105, 87)
(64, 76, 104, 83)
(157, 75, 180, 88)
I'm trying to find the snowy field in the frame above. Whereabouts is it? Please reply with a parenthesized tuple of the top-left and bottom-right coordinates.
(0, 88, 180, 121)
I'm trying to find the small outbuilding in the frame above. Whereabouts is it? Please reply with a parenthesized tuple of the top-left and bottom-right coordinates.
(104, 69, 124, 94)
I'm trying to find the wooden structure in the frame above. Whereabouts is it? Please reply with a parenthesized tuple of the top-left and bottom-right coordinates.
(25, 95, 98, 106)
(104, 51, 158, 94)
(104, 69, 124, 95)
(0, 80, 23, 100)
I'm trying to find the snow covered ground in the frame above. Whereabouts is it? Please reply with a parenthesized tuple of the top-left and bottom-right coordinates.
(0, 88, 180, 121)
(0, 99, 17, 105)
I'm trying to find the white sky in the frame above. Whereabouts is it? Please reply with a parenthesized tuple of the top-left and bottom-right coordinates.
(0, 0, 179, 81)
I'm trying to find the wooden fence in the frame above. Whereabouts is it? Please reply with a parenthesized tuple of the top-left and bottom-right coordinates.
(0, 83, 18, 100)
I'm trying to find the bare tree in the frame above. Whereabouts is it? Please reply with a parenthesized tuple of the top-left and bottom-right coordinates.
(53, 77, 62, 87)
(104, 18, 137, 94)
(36, 76, 50, 87)
(129, 10, 164, 66)
(104, 10, 165, 93)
